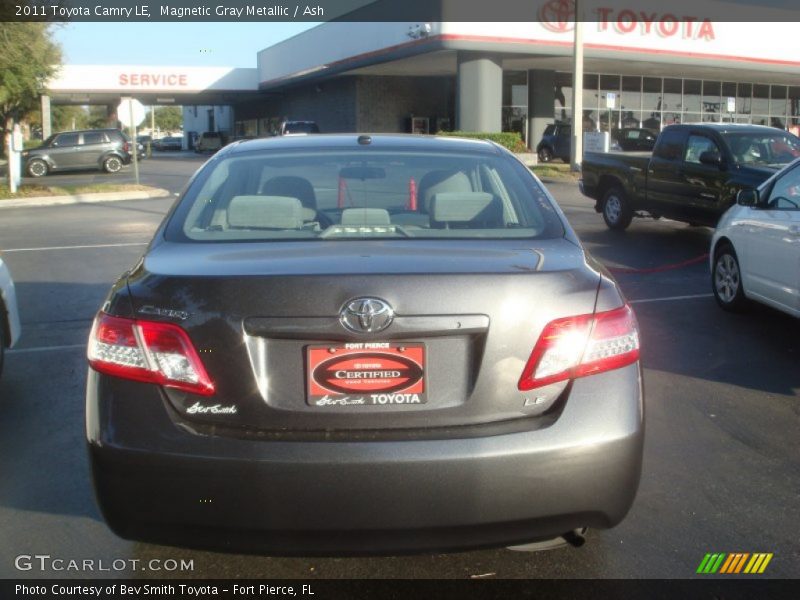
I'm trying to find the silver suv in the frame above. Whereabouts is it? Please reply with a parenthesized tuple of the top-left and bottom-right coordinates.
(22, 129, 133, 177)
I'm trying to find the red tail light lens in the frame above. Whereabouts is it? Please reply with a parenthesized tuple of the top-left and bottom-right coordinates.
(518, 304, 640, 391)
(88, 312, 215, 396)
(122, 142, 130, 152)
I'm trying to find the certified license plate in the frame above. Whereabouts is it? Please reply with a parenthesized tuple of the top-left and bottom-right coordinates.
(306, 343, 426, 407)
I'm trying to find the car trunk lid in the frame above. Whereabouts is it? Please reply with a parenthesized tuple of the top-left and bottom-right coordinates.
(124, 239, 602, 434)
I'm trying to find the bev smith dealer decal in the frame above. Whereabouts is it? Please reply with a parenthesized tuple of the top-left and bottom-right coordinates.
(307, 343, 426, 407)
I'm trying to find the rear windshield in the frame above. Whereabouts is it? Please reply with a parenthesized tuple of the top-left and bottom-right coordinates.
(166, 148, 564, 242)
(285, 122, 319, 134)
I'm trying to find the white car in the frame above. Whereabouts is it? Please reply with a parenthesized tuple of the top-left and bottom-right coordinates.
(0, 255, 22, 374)
(711, 159, 800, 317)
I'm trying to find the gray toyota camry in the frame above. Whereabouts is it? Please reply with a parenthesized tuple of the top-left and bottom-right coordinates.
(86, 134, 643, 554)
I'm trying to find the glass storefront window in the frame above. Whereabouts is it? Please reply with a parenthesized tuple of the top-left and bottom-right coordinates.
(545, 72, 794, 136)
(789, 87, 800, 128)
(554, 72, 572, 123)
(621, 76, 642, 128)
(702, 81, 721, 122)
(502, 71, 527, 106)
(642, 78, 662, 131)
(737, 83, 752, 116)
(770, 85, 788, 128)
(684, 80, 702, 114)
(752, 84, 769, 122)
(502, 71, 528, 141)
(663, 79, 682, 127)
(599, 75, 621, 131)
(721, 82, 736, 122)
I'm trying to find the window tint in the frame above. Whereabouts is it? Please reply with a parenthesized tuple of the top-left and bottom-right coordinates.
(54, 133, 79, 146)
(167, 149, 564, 242)
(653, 129, 685, 161)
(722, 132, 800, 166)
(544, 125, 556, 136)
(82, 132, 105, 145)
(684, 135, 720, 164)
(284, 122, 319, 134)
(767, 165, 800, 210)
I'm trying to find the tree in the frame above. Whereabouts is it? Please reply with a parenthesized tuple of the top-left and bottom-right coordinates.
(87, 105, 111, 129)
(52, 106, 88, 132)
(153, 106, 183, 133)
(0, 23, 61, 154)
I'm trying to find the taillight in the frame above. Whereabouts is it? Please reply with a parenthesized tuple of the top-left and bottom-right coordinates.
(88, 312, 215, 396)
(122, 142, 130, 152)
(518, 304, 639, 391)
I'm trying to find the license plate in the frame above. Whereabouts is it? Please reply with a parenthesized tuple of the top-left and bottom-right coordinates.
(306, 343, 426, 407)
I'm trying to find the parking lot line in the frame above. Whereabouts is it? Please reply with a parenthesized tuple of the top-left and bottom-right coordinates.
(629, 293, 714, 304)
(8, 344, 86, 354)
(3, 242, 148, 253)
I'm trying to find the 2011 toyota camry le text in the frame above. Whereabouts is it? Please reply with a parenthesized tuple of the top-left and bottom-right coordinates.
(86, 134, 644, 555)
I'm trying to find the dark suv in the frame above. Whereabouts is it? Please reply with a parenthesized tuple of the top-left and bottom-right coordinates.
(23, 129, 133, 177)
(536, 123, 571, 163)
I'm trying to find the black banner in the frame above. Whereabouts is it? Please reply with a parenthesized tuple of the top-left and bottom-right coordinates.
(2, 579, 799, 600)
(1, 0, 800, 23)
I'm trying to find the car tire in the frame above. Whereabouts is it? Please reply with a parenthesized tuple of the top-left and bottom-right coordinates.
(602, 186, 633, 230)
(712, 243, 748, 312)
(538, 147, 553, 163)
(103, 156, 123, 174)
(27, 159, 48, 178)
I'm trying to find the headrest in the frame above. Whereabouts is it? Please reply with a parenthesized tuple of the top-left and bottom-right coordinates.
(227, 195, 304, 229)
(340, 208, 392, 226)
(430, 192, 501, 226)
(418, 170, 473, 213)
(260, 176, 317, 210)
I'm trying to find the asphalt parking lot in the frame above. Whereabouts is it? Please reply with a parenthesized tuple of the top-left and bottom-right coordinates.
(0, 156, 797, 579)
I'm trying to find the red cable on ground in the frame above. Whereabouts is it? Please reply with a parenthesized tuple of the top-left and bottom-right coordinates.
(605, 253, 709, 275)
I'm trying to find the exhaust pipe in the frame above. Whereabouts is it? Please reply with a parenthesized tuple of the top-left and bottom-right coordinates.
(562, 528, 587, 548)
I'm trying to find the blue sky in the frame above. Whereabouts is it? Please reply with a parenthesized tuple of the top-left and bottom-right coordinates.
(54, 22, 318, 67)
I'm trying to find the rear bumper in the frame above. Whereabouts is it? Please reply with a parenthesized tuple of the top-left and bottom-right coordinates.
(86, 364, 644, 555)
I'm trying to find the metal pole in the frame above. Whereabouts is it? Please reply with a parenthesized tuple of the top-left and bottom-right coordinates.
(129, 97, 139, 185)
(570, 0, 584, 171)
(149, 106, 155, 157)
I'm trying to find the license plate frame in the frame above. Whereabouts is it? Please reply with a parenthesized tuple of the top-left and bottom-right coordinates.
(306, 342, 426, 407)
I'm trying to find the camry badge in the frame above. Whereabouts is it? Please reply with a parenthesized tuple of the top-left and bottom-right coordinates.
(340, 298, 394, 333)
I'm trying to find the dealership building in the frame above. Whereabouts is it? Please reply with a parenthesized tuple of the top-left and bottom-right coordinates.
(43, 5, 800, 151)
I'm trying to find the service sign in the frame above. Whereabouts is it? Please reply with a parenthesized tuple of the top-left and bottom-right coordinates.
(307, 343, 426, 407)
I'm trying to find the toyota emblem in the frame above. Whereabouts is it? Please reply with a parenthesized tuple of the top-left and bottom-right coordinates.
(539, 0, 575, 33)
(340, 298, 394, 333)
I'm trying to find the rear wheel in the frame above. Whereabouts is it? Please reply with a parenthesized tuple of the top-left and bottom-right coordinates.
(27, 159, 48, 178)
(103, 156, 122, 173)
(712, 243, 747, 311)
(538, 147, 553, 163)
(602, 186, 633, 230)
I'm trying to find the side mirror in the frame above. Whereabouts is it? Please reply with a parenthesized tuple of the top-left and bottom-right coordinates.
(699, 150, 724, 167)
(737, 188, 758, 207)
